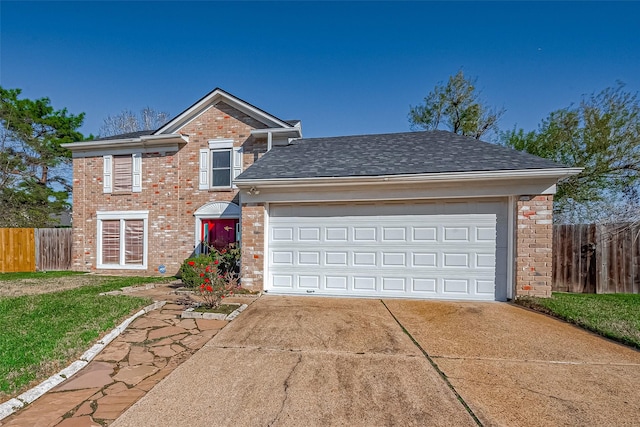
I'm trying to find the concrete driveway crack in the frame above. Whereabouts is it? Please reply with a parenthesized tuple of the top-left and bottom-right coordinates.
(381, 300, 483, 427)
(267, 353, 303, 427)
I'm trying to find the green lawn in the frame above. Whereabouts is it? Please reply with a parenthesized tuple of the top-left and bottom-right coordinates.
(0, 275, 165, 397)
(0, 270, 85, 281)
(516, 292, 640, 349)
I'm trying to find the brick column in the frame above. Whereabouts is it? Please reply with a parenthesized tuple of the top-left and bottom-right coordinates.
(516, 195, 554, 297)
(240, 203, 265, 290)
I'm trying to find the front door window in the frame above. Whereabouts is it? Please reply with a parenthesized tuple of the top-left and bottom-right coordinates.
(201, 218, 238, 252)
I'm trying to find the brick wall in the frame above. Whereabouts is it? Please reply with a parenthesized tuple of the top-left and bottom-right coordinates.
(71, 101, 268, 277)
(516, 195, 554, 297)
(239, 203, 265, 290)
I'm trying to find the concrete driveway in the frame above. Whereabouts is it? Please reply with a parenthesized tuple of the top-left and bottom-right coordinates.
(384, 299, 640, 426)
(112, 296, 640, 427)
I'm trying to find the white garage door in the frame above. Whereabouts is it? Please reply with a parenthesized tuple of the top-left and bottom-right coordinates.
(266, 202, 506, 301)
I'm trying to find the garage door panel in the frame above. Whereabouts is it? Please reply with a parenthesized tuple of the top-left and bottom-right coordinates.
(412, 278, 438, 293)
(382, 227, 407, 241)
(298, 251, 320, 265)
(272, 227, 294, 241)
(272, 251, 294, 265)
(272, 275, 293, 289)
(353, 277, 376, 291)
(325, 276, 348, 290)
(326, 227, 348, 241)
(299, 275, 320, 289)
(298, 227, 320, 241)
(413, 227, 437, 241)
(382, 277, 406, 291)
(353, 252, 376, 266)
(413, 253, 437, 267)
(267, 204, 504, 301)
(443, 279, 469, 294)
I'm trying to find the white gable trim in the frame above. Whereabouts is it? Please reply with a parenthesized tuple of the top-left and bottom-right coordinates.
(154, 88, 293, 135)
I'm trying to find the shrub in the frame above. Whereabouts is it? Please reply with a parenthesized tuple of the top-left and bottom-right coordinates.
(199, 271, 240, 309)
(179, 255, 213, 288)
(179, 244, 241, 288)
(209, 243, 241, 276)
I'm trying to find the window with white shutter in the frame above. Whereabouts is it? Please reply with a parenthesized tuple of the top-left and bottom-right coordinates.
(103, 153, 142, 193)
(199, 140, 242, 190)
(232, 147, 243, 187)
(199, 149, 209, 190)
(132, 153, 142, 192)
(103, 155, 113, 193)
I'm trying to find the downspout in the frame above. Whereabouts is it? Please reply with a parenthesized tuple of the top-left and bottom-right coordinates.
(267, 131, 272, 151)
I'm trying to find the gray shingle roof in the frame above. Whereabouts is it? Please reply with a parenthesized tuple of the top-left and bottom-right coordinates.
(95, 130, 155, 141)
(236, 130, 565, 181)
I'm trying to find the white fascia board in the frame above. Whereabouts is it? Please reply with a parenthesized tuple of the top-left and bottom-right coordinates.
(61, 134, 189, 152)
(64, 134, 188, 157)
(155, 89, 293, 134)
(251, 128, 302, 138)
(235, 167, 583, 189)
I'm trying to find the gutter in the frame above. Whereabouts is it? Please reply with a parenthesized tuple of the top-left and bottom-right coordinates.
(235, 167, 583, 188)
(62, 134, 189, 152)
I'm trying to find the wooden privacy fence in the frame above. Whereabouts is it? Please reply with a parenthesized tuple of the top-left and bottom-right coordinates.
(0, 228, 72, 273)
(553, 223, 640, 294)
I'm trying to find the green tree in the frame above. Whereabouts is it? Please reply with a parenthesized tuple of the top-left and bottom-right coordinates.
(0, 87, 84, 227)
(409, 70, 505, 139)
(502, 83, 640, 223)
(99, 107, 169, 137)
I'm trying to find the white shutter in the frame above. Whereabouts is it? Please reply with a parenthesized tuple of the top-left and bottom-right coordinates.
(232, 147, 243, 187)
(132, 153, 142, 193)
(199, 149, 209, 190)
(103, 155, 113, 193)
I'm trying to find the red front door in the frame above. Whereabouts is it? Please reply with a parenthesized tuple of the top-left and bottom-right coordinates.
(201, 219, 238, 251)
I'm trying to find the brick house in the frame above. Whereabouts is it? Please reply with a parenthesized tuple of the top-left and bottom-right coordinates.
(64, 88, 580, 300)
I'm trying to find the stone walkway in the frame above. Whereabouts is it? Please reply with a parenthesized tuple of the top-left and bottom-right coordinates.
(0, 285, 256, 427)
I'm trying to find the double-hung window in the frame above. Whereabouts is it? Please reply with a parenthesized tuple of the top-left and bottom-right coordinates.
(97, 211, 148, 269)
(199, 140, 242, 190)
(103, 153, 142, 193)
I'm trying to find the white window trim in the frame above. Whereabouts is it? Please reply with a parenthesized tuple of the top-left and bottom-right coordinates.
(97, 210, 149, 270)
(103, 153, 142, 194)
(211, 148, 233, 189)
(199, 140, 242, 190)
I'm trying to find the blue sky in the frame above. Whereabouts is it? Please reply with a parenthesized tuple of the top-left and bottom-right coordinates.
(1, 1, 639, 140)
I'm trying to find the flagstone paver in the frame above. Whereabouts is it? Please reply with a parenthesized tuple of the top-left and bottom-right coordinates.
(1, 388, 100, 427)
(57, 416, 101, 427)
(93, 389, 146, 420)
(112, 365, 158, 386)
(127, 347, 154, 365)
(119, 329, 147, 343)
(150, 345, 177, 358)
(95, 342, 130, 362)
(177, 319, 197, 329)
(55, 362, 114, 391)
(73, 402, 93, 417)
(0, 283, 259, 427)
(195, 318, 227, 330)
(147, 326, 188, 341)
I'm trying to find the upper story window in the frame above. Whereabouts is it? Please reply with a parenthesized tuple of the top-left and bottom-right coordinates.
(212, 149, 232, 187)
(199, 140, 242, 190)
(103, 153, 142, 193)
